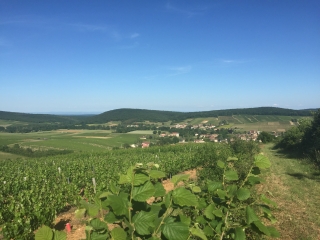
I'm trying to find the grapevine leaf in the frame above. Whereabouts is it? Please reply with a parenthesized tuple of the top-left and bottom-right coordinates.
(179, 214, 191, 226)
(212, 209, 223, 218)
(204, 204, 215, 220)
(216, 189, 227, 199)
(267, 226, 280, 237)
(108, 194, 129, 216)
(154, 182, 166, 197)
(109, 181, 120, 194)
(99, 191, 112, 199)
(110, 228, 127, 240)
(234, 227, 246, 240)
(254, 155, 271, 169)
(261, 194, 277, 207)
(133, 173, 149, 186)
(149, 170, 166, 179)
(246, 176, 262, 185)
(54, 230, 66, 240)
(172, 188, 198, 207)
(81, 200, 99, 217)
(163, 222, 189, 240)
(217, 160, 225, 168)
(236, 188, 251, 201)
(190, 227, 208, 240)
(35, 225, 53, 240)
(207, 181, 223, 192)
(227, 184, 238, 197)
(171, 174, 189, 186)
(252, 220, 270, 236)
(246, 206, 259, 224)
(225, 170, 239, 181)
(203, 226, 214, 236)
(90, 218, 108, 231)
(104, 211, 117, 223)
(132, 211, 156, 235)
(91, 232, 108, 240)
(132, 181, 155, 202)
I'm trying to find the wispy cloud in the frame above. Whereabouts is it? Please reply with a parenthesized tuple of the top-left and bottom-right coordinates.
(69, 23, 106, 32)
(168, 65, 192, 76)
(130, 33, 140, 39)
(165, 2, 208, 17)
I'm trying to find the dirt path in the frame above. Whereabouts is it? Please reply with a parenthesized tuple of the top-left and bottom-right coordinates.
(259, 144, 320, 240)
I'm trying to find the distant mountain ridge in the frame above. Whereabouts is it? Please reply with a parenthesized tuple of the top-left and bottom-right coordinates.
(0, 107, 317, 124)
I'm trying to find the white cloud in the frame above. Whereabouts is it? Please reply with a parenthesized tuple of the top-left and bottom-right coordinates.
(69, 23, 106, 32)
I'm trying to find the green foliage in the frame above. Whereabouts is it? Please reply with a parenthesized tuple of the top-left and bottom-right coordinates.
(79, 158, 278, 240)
(35, 225, 66, 240)
(276, 110, 320, 166)
(257, 131, 275, 143)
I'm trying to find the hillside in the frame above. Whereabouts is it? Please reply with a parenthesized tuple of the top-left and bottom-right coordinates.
(0, 107, 316, 125)
(87, 107, 314, 123)
(0, 111, 83, 124)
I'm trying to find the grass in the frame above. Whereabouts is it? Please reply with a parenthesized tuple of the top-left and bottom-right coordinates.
(260, 144, 320, 239)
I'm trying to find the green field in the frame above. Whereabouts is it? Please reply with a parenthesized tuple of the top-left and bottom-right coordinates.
(0, 130, 149, 159)
(0, 115, 310, 160)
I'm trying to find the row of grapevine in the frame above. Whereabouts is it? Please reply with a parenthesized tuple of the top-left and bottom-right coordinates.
(0, 141, 268, 239)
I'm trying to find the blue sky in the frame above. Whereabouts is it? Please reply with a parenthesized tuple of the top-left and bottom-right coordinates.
(1, 0, 319, 113)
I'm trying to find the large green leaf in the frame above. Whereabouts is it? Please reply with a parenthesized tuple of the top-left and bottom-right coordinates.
(35, 225, 53, 240)
(217, 160, 225, 168)
(154, 182, 166, 197)
(119, 166, 135, 184)
(172, 188, 198, 207)
(225, 170, 239, 181)
(132, 210, 156, 235)
(163, 222, 189, 240)
(149, 170, 166, 179)
(261, 194, 277, 207)
(246, 206, 259, 224)
(267, 226, 280, 237)
(190, 227, 207, 240)
(132, 181, 155, 202)
(90, 218, 108, 231)
(108, 194, 129, 216)
(104, 211, 117, 223)
(91, 232, 109, 240)
(252, 220, 270, 236)
(204, 203, 215, 220)
(254, 155, 271, 169)
(207, 181, 223, 192)
(133, 173, 149, 186)
(81, 200, 99, 217)
(236, 188, 251, 201)
(234, 227, 246, 240)
(171, 174, 189, 186)
(203, 226, 214, 236)
(110, 228, 127, 240)
(54, 230, 66, 240)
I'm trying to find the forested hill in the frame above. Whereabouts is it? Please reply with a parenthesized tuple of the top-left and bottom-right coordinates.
(87, 107, 315, 123)
(0, 111, 81, 124)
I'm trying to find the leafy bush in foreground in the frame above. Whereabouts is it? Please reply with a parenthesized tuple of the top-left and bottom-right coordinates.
(78, 157, 279, 240)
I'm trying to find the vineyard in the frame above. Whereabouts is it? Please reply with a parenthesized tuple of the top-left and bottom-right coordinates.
(0, 141, 279, 239)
